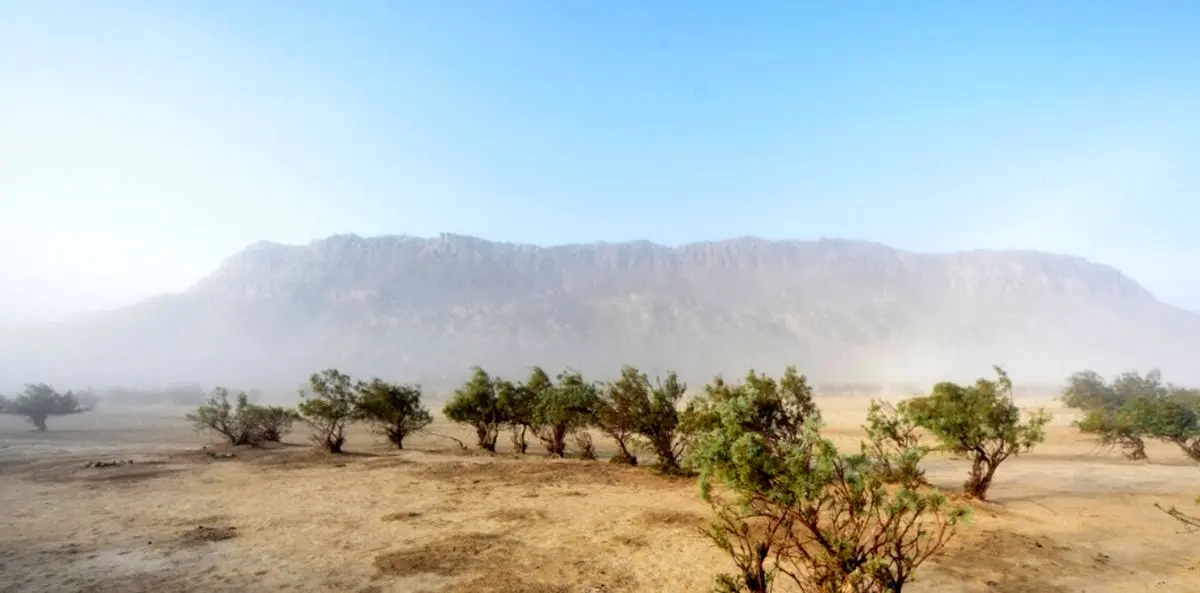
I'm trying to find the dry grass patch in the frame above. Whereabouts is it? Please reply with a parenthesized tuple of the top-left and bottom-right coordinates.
(380, 511, 423, 522)
(636, 509, 706, 529)
(178, 524, 238, 546)
(373, 533, 510, 577)
(486, 507, 548, 523)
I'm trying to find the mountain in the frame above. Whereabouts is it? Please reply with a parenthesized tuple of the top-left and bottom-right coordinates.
(2, 233, 1198, 392)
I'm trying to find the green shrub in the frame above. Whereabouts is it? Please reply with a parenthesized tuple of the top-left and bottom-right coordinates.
(692, 375, 967, 593)
(443, 367, 505, 452)
(297, 369, 361, 453)
(356, 379, 432, 450)
(900, 366, 1050, 500)
(1, 384, 88, 432)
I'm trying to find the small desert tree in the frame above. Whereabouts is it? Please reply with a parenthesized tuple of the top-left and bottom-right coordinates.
(692, 377, 967, 593)
(900, 366, 1051, 500)
(497, 377, 536, 454)
(243, 404, 301, 442)
(1064, 369, 1166, 460)
(2, 384, 88, 431)
(594, 365, 650, 465)
(634, 370, 690, 472)
(443, 367, 505, 452)
(686, 367, 821, 467)
(862, 400, 928, 485)
(531, 370, 598, 458)
(296, 369, 361, 453)
(1129, 392, 1200, 462)
(356, 378, 432, 450)
(187, 387, 257, 445)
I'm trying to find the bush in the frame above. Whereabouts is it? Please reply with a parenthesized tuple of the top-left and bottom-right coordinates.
(187, 387, 257, 445)
(244, 404, 301, 442)
(1128, 393, 1200, 462)
(630, 370, 690, 472)
(900, 366, 1050, 500)
(443, 367, 505, 452)
(297, 369, 361, 453)
(531, 370, 599, 458)
(356, 378, 432, 450)
(497, 377, 535, 454)
(1, 384, 89, 431)
(595, 365, 649, 465)
(188, 387, 300, 445)
(692, 377, 967, 593)
(862, 400, 928, 485)
(1064, 369, 1167, 460)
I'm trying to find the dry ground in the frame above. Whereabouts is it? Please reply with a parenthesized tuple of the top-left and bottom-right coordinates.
(1, 397, 1198, 593)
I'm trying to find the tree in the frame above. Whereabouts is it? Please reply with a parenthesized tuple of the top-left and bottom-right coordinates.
(296, 369, 361, 453)
(594, 365, 649, 465)
(900, 366, 1051, 500)
(1, 384, 88, 431)
(632, 370, 691, 472)
(356, 378, 432, 450)
(188, 388, 300, 445)
(496, 377, 536, 454)
(443, 367, 505, 452)
(187, 387, 258, 445)
(531, 370, 598, 458)
(685, 367, 820, 471)
(1128, 392, 1200, 462)
(1064, 369, 1165, 460)
(691, 376, 967, 593)
(243, 404, 301, 442)
(862, 400, 928, 485)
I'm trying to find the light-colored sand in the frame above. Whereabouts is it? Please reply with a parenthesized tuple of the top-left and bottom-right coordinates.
(1, 398, 1197, 593)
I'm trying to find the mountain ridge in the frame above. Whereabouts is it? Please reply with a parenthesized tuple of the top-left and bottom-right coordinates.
(2, 234, 1196, 392)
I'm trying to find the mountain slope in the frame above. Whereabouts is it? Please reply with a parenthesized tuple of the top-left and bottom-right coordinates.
(3, 234, 1197, 391)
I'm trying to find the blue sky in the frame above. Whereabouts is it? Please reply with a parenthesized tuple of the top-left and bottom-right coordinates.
(1, 0, 1198, 320)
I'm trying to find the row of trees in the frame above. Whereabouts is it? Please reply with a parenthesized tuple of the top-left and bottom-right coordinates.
(1063, 368, 1200, 530)
(188, 369, 432, 453)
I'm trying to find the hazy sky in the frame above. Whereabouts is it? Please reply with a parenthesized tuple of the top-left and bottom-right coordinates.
(2, 0, 1199, 322)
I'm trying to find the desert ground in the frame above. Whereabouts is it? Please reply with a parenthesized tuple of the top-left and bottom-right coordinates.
(1, 396, 1198, 593)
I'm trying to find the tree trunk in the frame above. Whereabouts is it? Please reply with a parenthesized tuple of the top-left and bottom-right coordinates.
(965, 457, 998, 499)
(30, 414, 48, 432)
(327, 435, 345, 454)
(1123, 437, 1147, 461)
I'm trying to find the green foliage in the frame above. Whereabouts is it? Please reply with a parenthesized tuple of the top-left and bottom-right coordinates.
(1127, 392, 1200, 461)
(187, 387, 257, 445)
(443, 367, 505, 452)
(862, 400, 928, 486)
(356, 379, 432, 450)
(1064, 369, 1170, 460)
(635, 370, 690, 472)
(496, 377, 536, 454)
(1065, 369, 1200, 463)
(900, 366, 1050, 500)
(297, 369, 361, 453)
(1, 383, 88, 431)
(187, 387, 300, 445)
(1075, 406, 1146, 460)
(685, 367, 820, 474)
(242, 404, 301, 442)
(692, 378, 967, 593)
(531, 370, 599, 458)
(595, 365, 650, 465)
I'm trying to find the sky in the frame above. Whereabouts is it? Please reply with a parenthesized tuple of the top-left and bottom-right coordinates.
(2, 0, 1199, 322)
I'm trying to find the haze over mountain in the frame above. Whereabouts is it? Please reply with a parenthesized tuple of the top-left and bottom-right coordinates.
(1, 233, 1196, 393)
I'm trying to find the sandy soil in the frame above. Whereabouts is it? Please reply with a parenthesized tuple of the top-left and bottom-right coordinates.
(1, 398, 1197, 593)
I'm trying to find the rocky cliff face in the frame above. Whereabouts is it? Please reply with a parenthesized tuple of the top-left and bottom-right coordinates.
(2, 234, 1196, 391)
